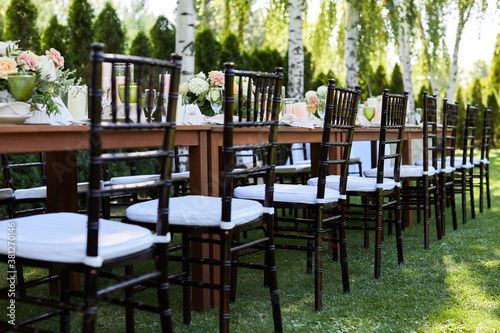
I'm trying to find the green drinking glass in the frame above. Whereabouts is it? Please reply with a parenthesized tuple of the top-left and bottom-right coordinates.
(8, 72, 36, 102)
(363, 107, 376, 125)
(118, 83, 138, 103)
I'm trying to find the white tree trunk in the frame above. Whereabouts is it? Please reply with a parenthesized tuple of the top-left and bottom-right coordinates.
(447, 21, 465, 102)
(287, 0, 304, 99)
(345, 0, 359, 88)
(395, 0, 415, 112)
(416, 14, 438, 96)
(176, 0, 195, 82)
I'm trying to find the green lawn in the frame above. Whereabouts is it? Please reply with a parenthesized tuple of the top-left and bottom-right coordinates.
(2, 149, 500, 332)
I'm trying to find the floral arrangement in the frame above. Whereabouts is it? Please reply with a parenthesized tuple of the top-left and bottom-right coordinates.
(180, 70, 243, 116)
(0, 41, 81, 115)
(304, 85, 328, 118)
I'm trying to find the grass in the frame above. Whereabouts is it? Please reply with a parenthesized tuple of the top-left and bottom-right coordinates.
(2, 149, 500, 332)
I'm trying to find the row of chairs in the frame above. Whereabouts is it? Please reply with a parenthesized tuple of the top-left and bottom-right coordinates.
(0, 44, 492, 333)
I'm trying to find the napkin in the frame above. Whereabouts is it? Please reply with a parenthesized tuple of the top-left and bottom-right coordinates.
(181, 104, 205, 125)
(205, 114, 241, 125)
(25, 97, 76, 125)
(279, 114, 316, 129)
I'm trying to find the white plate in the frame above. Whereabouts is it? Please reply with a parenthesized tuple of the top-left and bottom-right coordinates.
(0, 115, 30, 124)
(0, 102, 31, 116)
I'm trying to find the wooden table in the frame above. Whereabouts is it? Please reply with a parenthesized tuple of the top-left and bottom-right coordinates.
(0, 123, 426, 310)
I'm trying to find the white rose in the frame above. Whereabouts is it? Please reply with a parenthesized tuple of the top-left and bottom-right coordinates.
(0, 41, 19, 55)
(38, 56, 57, 82)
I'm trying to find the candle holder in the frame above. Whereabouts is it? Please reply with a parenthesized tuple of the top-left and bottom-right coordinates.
(8, 72, 36, 102)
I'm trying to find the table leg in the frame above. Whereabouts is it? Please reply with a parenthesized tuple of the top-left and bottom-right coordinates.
(45, 151, 81, 293)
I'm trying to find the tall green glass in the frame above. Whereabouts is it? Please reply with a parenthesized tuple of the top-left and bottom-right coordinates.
(8, 72, 36, 101)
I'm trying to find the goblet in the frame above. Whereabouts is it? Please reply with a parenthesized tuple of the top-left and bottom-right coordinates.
(208, 87, 223, 115)
(363, 107, 376, 126)
(8, 72, 36, 102)
(118, 83, 138, 104)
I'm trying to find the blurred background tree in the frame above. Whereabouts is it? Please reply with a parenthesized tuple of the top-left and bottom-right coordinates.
(3, 0, 41, 52)
(93, 1, 125, 54)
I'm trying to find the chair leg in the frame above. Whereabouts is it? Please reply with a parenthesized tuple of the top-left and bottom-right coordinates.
(479, 164, 484, 213)
(264, 213, 283, 332)
(374, 192, 383, 279)
(125, 265, 135, 333)
(314, 206, 323, 311)
(461, 169, 467, 224)
(363, 196, 370, 248)
(423, 179, 430, 249)
(486, 164, 491, 209)
(230, 233, 240, 302)
(394, 190, 404, 265)
(220, 231, 231, 333)
(83, 267, 98, 333)
(156, 243, 173, 333)
(450, 175, 458, 230)
(60, 270, 71, 333)
(433, 176, 442, 241)
(181, 234, 191, 325)
(468, 168, 475, 219)
(440, 174, 446, 236)
(338, 203, 350, 293)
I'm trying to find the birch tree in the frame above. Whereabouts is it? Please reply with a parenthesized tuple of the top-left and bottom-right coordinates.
(176, 0, 195, 82)
(345, 0, 359, 87)
(287, 0, 304, 98)
(447, 0, 488, 102)
(388, 0, 416, 111)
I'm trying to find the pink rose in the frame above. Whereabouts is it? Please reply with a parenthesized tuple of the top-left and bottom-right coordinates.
(209, 70, 224, 87)
(45, 48, 64, 69)
(17, 51, 39, 71)
(308, 95, 319, 107)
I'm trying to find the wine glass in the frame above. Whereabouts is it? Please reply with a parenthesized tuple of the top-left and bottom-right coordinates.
(317, 99, 326, 120)
(208, 87, 223, 115)
(357, 104, 365, 125)
(140, 89, 157, 119)
(363, 107, 376, 126)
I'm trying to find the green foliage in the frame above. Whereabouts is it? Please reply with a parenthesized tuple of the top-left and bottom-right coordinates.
(416, 83, 431, 109)
(129, 31, 153, 58)
(67, 0, 94, 83)
(456, 87, 466, 147)
(220, 32, 243, 68)
(486, 93, 499, 145)
(41, 15, 69, 58)
(370, 65, 389, 97)
(312, 70, 339, 89)
(471, 78, 484, 137)
(489, 33, 500, 92)
(94, 2, 125, 54)
(390, 63, 404, 94)
(4, 0, 41, 53)
(194, 26, 222, 73)
(303, 47, 315, 92)
(149, 15, 175, 60)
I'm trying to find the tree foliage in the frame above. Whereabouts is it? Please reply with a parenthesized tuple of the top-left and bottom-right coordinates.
(41, 15, 68, 58)
(67, 0, 94, 83)
(194, 26, 222, 73)
(150, 15, 176, 60)
(489, 33, 500, 92)
(4, 0, 41, 53)
(389, 63, 404, 94)
(221, 32, 243, 68)
(94, 2, 125, 54)
(471, 78, 484, 137)
(486, 92, 499, 145)
(370, 65, 389, 97)
(129, 30, 153, 58)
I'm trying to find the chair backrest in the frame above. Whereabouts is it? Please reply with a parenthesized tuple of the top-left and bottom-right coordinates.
(88, 42, 181, 259)
(1, 153, 47, 190)
(222, 63, 283, 228)
(441, 99, 459, 169)
(461, 104, 479, 167)
(480, 106, 493, 163)
(316, 80, 361, 200)
(421, 92, 439, 171)
(376, 90, 408, 185)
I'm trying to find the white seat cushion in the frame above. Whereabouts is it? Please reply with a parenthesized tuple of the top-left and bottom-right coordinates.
(234, 183, 340, 204)
(109, 174, 160, 185)
(14, 186, 47, 200)
(414, 159, 455, 174)
(307, 175, 398, 192)
(453, 157, 474, 169)
(126, 195, 263, 228)
(0, 188, 13, 200)
(0, 213, 154, 264)
(172, 171, 190, 181)
(364, 165, 437, 178)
